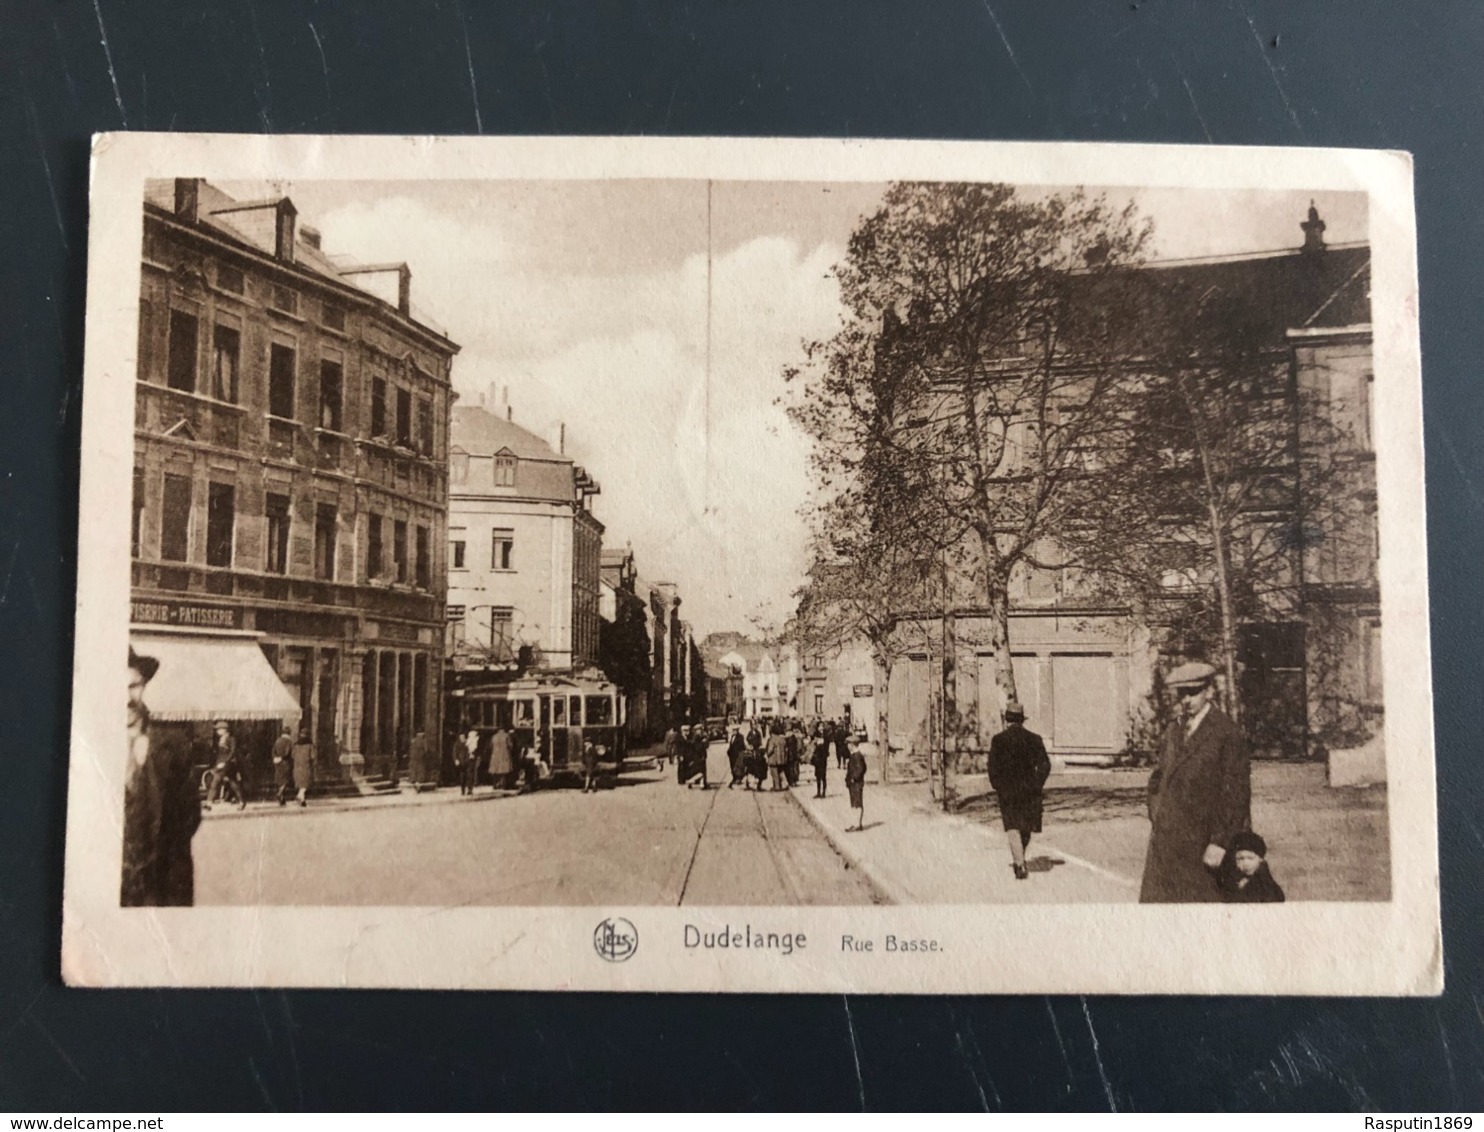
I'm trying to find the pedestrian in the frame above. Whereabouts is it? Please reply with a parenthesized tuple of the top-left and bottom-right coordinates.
(1217, 830, 1286, 903)
(272, 724, 294, 806)
(987, 700, 1052, 881)
(461, 728, 481, 795)
(204, 719, 243, 809)
(408, 730, 430, 789)
(810, 729, 830, 798)
(784, 723, 802, 788)
(488, 725, 514, 791)
(765, 721, 789, 790)
(844, 738, 868, 832)
(727, 727, 748, 789)
(122, 647, 201, 907)
(663, 724, 680, 769)
(833, 722, 850, 772)
(1139, 662, 1252, 903)
(291, 726, 315, 807)
(580, 737, 600, 794)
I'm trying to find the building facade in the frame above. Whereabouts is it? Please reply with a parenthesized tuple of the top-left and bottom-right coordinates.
(446, 405, 603, 674)
(132, 178, 458, 785)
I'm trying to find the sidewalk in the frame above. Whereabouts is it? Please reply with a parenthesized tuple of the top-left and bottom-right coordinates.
(791, 778, 1140, 905)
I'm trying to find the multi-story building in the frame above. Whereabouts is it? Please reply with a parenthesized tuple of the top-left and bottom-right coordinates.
(705, 638, 800, 720)
(598, 545, 652, 738)
(131, 178, 458, 785)
(861, 206, 1378, 768)
(445, 404, 602, 675)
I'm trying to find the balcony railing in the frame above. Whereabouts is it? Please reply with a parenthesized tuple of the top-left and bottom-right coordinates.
(135, 384, 243, 449)
(133, 560, 442, 623)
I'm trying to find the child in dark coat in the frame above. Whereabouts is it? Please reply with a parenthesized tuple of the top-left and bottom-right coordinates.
(1218, 830, 1286, 903)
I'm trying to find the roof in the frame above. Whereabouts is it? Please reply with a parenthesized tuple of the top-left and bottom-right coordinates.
(144, 179, 454, 341)
(451, 405, 567, 461)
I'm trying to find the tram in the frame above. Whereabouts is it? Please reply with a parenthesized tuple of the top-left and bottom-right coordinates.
(453, 672, 627, 784)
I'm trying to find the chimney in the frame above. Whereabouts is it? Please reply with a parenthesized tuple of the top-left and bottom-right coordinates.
(1301, 200, 1326, 254)
(273, 198, 298, 263)
(300, 225, 322, 250)
(397, 264, 412, 316)
(506, 404, 513, 422)
(173, 178, 200, 223)
(559, 422, 565, 455)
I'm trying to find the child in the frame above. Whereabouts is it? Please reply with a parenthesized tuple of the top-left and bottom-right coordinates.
(1219, 831, 1285, 903)
(844, 739, 867, 831)
(810, 731, 830, 799)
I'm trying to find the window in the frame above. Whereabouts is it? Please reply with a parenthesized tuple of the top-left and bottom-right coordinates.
(160, 473, 192, 562)
(451, 452, 469, 484)
(367, 513, 383, 579)
(270, 284, 298, 315)
(265, 493, 290, 574)
(393, 519, 408, 583)
(395, 388, 412, 447)
(415, 525, 430, 589)
(446, 605, 465, 621)
(211, 324, 239, 403)
(205, 483, 235, 568)
(492, 528, 514, 571)
(269, 342, 296, 419)
(491, 607, 514, 654)
(321, 302, 345, 332)
(318, 359, 343, 431)
(216, 264, 244, 294)
(167, 310, 198, 392)
(451, 539, 466, 569)
(313, 503, 337, 581)
(131, 469, 145, 557)
(413, 654, 428, 733)
(416, 397, 433, 456)
(494, 454, 516, 487)
(371, 377, 387, 438)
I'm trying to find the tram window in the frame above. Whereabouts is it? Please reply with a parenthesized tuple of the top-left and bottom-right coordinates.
(481, 702, 494, 727)
(570, 696, 582, 725)
(585, 696, 613, 725)
(552, 697, 566, 725)
(514, 700, 534, 725)
(496, 701, 513, 730)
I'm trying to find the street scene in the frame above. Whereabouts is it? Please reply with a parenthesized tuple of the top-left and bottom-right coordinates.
(121, 174, 1390, 909)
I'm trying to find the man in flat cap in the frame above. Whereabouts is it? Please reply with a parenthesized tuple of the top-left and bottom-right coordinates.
(122, 646, 201, 906)
(1139, 661, 1251, 903)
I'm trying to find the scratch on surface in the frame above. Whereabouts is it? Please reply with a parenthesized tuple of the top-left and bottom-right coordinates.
(27, 97, 69, 252)
(1079, 996, 1117, 1112)
(1175, 67, 1213, 143)
(307, 21, 332, 112)
(244, 0, 274, 131)
(246, 1055, 278, 1111)
(841, 995, 867, 1111)
(89, 0, 128, 126)
(454, 0, 484, 134)
(1044, 998, 1075, 1089)
(1437, 426, 1484, 513)
(980, 1, 1034, 94)
(30, 1013, 87, 1082)
(1435, 1011, 1458, 1105)
(280, 993, 306, 1109)
(1232, 0, 1305, 137)
(949, 1007, 1000, 1110)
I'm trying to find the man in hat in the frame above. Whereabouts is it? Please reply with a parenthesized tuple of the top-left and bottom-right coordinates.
(1139, 661, 1252, 903)
(122, 647, 201, 906)
(987, 700, 1053, 880)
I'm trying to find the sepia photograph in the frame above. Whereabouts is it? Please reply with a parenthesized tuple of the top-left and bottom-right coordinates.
(66, 135, 1436, 993)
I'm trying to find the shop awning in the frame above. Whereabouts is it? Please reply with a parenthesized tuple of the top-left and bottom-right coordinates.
(130, 631, 302, 722)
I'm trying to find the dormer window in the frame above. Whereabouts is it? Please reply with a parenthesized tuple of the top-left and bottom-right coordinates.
(494, 452, 517, 487)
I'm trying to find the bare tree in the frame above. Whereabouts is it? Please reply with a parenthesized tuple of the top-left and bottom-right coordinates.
(787, 183, 1151, 733)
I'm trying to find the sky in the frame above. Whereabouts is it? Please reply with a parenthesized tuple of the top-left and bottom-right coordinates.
(223, 178, 1367, 637)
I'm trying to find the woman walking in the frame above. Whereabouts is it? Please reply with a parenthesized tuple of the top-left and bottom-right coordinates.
(290, 727, 315, 808)
(727, 728, 748, 789)
(844, 738, 867, 831)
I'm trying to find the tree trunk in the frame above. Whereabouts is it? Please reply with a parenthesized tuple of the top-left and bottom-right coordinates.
(874, 649, 893, 785)
(1207, 499, 1242, 725)
(941, 610, 956, 811)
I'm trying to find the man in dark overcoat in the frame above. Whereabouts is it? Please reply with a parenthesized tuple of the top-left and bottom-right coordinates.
(1139, 661, 1252, 903)
(122, 647, 201, 907)
(987, 701, 1052, 880)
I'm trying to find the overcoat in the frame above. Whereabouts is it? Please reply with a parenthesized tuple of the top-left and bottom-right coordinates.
(1139, 707, 1251, 903)
(121, 724, 201, 906)
(487, 729, 513, 776)
(987, 724, 1052, 834)
(272, 732, 294, 790)
(291, 739, 315, 790)
(764, 733, 789, 767)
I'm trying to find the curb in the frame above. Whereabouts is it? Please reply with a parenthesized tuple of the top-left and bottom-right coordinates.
(785, 790, 906, 906)
(200, 787, 514, 821)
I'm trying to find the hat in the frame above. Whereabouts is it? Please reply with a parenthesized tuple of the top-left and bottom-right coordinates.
(1229, 830, 1268, 857)
(1166, 661, 1217, 689)
(1003, 700, 1026, 720)
(128, 647, 159, 683)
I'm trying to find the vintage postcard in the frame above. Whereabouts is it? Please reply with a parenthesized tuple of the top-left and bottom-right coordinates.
(63, 134, 1438, 993)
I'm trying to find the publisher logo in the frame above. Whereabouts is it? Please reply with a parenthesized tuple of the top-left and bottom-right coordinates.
(593, 917, 638, 963)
